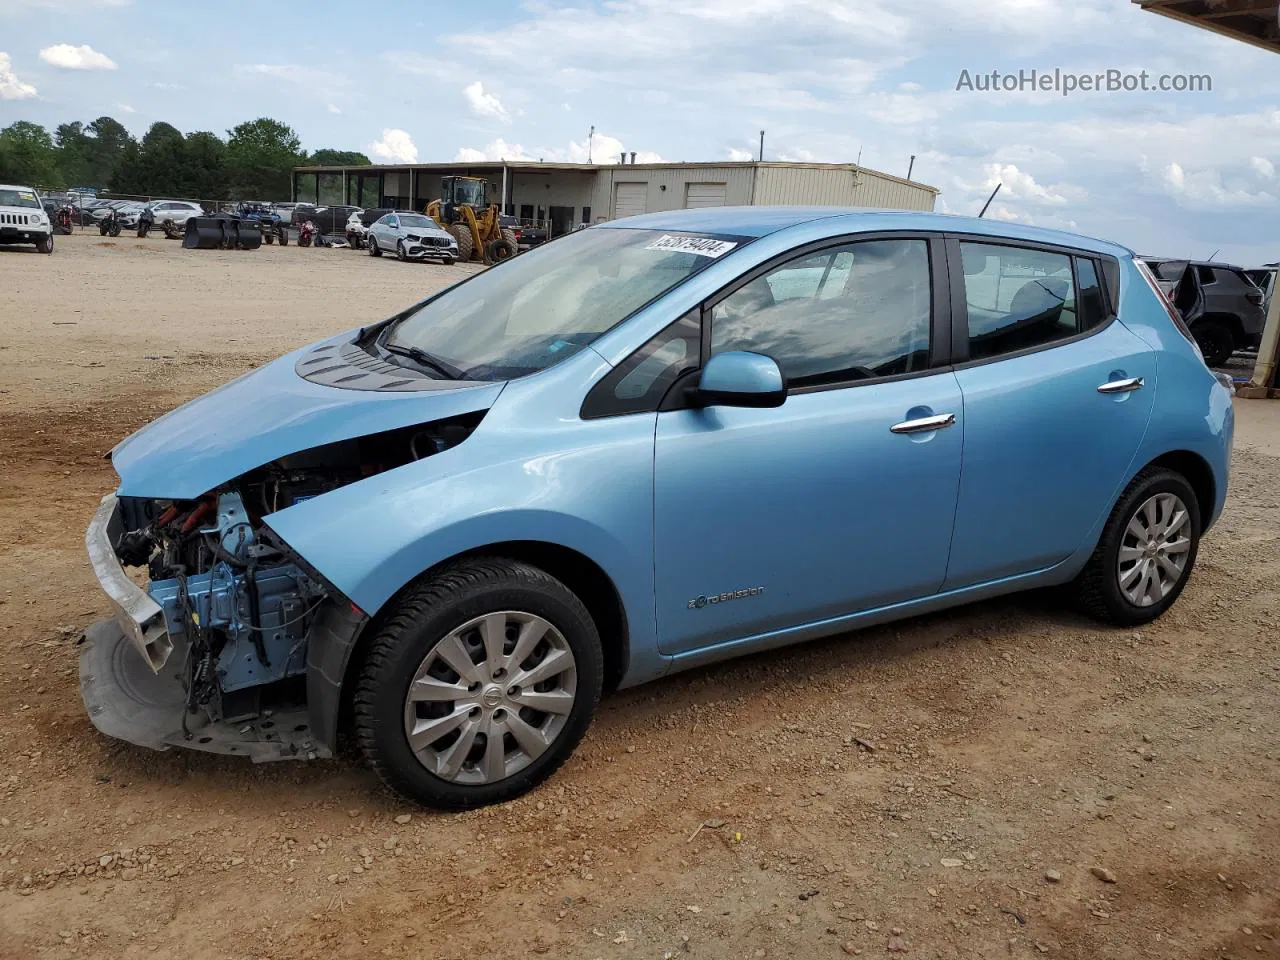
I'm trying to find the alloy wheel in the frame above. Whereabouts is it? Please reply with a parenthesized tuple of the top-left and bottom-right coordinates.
(402, 611, 578, 785)
(1117, 492, 1192, 607)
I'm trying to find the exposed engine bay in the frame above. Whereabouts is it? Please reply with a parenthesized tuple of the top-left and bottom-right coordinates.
(95, 413, 482, 750)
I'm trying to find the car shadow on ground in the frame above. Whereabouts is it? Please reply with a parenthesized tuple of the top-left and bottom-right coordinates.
(76, 586, 1084, 811)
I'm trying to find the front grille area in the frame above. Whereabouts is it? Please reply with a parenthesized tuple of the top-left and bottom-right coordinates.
(1, 213, 31, 226)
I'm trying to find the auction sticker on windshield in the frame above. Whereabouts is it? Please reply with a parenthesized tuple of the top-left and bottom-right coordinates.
(645, 234, 738, 258)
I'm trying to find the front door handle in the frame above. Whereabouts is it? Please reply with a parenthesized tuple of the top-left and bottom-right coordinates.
(1097, 376, 1145, 394)
(890, 412, 957, 434)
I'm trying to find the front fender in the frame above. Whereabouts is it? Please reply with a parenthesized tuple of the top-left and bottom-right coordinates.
(262, 390, 662, 680)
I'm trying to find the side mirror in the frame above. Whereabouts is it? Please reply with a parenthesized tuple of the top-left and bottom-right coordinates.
(695, 351, 787, 409)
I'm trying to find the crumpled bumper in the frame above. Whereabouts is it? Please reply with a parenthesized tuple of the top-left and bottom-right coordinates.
(85, 493, 172, 672)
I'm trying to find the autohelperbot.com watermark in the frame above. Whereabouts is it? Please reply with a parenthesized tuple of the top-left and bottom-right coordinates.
(955, 68, 1212, 96)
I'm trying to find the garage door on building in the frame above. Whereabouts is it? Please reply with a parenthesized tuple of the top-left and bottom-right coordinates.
(684, 182, 727, 208)
(613, 182, 648, 219)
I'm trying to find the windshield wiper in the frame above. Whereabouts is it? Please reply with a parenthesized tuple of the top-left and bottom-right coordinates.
(383, 342, 468, 380)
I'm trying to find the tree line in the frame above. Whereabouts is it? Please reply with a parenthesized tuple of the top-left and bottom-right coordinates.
(0, 115, 370, 201)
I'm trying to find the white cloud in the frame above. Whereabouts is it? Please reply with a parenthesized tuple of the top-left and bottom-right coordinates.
(1251, 156, 1274, 179)
(454, 133, 663, 164)
(367, 129, 419, 163)
(1162, 161, 1275, 209)
(463, 81, 510, 122)
(39, 43, 117, 70)
(327, 103, 341, 114)
(116, 102, 134, 113)
(980, 162, 1079, 206)
(898, 81, 922, 92)
(150, 81, 183, 90)
(237, 63, 337, 86)
(727, 148, 754, 162)
(0, 52, 37, 99)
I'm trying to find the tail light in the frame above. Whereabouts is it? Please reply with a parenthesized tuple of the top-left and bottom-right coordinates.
(1246, 289, 1263, 306)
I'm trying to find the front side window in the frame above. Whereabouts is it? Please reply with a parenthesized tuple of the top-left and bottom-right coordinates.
(960, 242, 1079, 360)
(581, 310, 700, 418)
(385, 228, 742, 380)
(709, 238, 932, 388)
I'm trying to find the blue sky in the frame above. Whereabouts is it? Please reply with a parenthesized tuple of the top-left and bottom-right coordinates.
(2, 0, 1278, 263)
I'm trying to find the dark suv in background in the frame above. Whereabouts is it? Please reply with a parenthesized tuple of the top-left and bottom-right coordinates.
(1141, 258, 1266, 366)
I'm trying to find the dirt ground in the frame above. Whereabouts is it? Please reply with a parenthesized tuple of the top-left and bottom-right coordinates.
(1, 232, 1277, 960)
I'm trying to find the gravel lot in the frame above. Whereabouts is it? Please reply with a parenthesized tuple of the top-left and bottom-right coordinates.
(1, 233, 1277, 960)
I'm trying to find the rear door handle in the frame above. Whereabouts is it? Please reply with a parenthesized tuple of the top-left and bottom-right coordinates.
(890, 412, 956, 434)
(1097, 376, 1145, 394)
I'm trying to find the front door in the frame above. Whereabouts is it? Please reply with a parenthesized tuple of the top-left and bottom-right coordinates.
(652, 236, 964, 656)
(944, 239, 1157, 588)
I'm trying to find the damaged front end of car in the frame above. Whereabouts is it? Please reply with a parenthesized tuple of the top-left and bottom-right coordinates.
(80, 347, 495, 762)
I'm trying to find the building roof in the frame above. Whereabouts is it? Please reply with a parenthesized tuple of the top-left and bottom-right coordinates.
(1133, 0, 1280, 55)
(292, 160, 939, 195)
(596, 206, 1135, 256)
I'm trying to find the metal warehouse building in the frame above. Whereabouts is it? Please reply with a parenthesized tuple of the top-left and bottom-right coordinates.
(292, 160, 938, 235)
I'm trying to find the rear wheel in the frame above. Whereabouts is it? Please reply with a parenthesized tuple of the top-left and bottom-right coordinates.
(367, 236, 381, 257)
(354, 558, 603, 810)
(1073, 467, 1200, 626)
(1192, 319, 1235, 367)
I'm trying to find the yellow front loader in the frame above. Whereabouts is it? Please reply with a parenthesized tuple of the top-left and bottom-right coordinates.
(426, 176, 518, 264)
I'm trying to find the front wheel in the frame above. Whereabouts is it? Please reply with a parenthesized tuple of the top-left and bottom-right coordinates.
(354, 558, 603, 810)
(396, 240, 408, 261)
(36, 233, 53, 254)
(1073, 467, 1201, 626)
(367, 236, 381, 257)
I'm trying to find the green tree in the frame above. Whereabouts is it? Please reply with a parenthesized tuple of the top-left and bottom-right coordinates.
(54, 121, 92, 186)
(308, 148, 371, 166)
(181, 131, 228, 198)
(0, 121, 59, 186)
(85, 115, 134, 187)
(226, 117, 302, 199)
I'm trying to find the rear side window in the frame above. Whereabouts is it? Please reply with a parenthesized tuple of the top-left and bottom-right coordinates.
(1196, 266, 1217, 285)
(960, 242, 1080, 360)
(1076, 258, 1106, 331)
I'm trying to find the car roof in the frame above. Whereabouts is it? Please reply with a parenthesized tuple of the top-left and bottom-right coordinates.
(0, 183, 39, 191)
(598, 206, 1133, 257)
(1142, 257, 1245, 271)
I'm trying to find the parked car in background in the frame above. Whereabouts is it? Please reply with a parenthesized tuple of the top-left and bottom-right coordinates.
(290, 203, 361, 235)
(346, 208, 392, 247)
(499, 213, 523, 246)
(145, 200, 204, 227)
(1140, 258, 1266, 366)
(516, 220, 548, 249)
(0, 183, 54, 253)
(365, 211, 458, 263)
(83, 207, 1232, 810)
(1244, 265, 1276, 313)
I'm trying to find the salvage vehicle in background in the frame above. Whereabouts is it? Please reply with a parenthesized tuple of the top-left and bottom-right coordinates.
(1140, 257, 1266, 366)
(426, 176, 518, 263)
(0, 184, 54, 253)
(346, 208, 393, 249)
(365, 211, 459, 263)
(83, 207, 1232, 809)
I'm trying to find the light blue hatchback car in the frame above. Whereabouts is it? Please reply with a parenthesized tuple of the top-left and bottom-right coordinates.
(83, 207, 1234, 808)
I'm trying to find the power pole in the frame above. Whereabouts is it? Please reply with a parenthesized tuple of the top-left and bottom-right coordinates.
(588, 125, 594, 164)
(758, 130, 765, 162)
(907, 155, 915, 180)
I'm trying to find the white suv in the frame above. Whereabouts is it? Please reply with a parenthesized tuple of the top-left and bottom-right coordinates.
(146, 199, 203, 226)
(0, 184, 53, 254)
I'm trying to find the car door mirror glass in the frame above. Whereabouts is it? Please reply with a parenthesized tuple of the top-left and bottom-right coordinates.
(696, 351, 786, 408)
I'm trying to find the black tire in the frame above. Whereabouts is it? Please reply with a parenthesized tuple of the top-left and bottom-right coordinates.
(36, 233, 52, 254)
(354, 558, 604, 810)
(1073, 466, 1201, 626)
(1192, 319, 1234, 368)
(277, 227, 288, 246)
(449, 223, 474, 262)
(442, 256, 455, 266)
(367, 236, 381, 257)
(262, 231, 273, 245)
(99, 222, 110, 236)
(487, 237, 518, 262)
(396, 240, 409, 262)
(109, 220, 121, 238)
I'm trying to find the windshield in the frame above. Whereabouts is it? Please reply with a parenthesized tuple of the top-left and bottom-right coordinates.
(452, 179, 485, 206)
(400, 214, 433, 228)
(0, 188, 41, 209)
(385, 228, 742, 380)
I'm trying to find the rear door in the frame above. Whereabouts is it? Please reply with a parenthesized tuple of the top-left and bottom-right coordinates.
(944, 238, 1156, 588)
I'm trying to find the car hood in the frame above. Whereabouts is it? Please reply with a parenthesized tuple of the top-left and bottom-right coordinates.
(111, 338, 505, 499)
